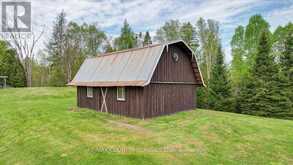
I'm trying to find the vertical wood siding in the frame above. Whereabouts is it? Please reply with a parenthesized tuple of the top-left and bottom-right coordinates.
(145, 45, 198, 118)
(78, 86, 145, 118)
(77, 44, 200, 119)
(151, 46, 197, 83)
(143, 84, 196, 118)
(77, 87, 101, 110)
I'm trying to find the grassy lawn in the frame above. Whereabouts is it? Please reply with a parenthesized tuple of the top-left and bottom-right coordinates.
(0, 87, 292, 165)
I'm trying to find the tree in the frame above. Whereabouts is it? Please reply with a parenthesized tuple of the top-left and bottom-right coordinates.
(230, 26, 247, 93)
(47, 12, 106, 86)
(196, 18, 219, 84)
(3, 29, 44, 87)
(244, 15, 270, 66)
(239, 31, 291, 118)
(104, 40, 115, 53)
(0, 41, 26, 87)
(240, 31, 274, 115)
(272, 23, 293, 61)
(209, 46, 233, 111)
(196, 18, 220, 109)
(280, 28, 293, 80)
(180, 22, 198, 51)
(279, 29, 293, 117)
(114, 20, 136, 50)
(155, 20, 199, 50)
(47, 11, 67, 86)
(143, 31, 152, 46)
(155, 20, 181, 42)
(31, 51, 49, 87)
(81, 23, 106, 56)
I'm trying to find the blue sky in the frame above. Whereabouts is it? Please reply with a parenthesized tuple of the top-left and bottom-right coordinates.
(29, 0, 293, 62)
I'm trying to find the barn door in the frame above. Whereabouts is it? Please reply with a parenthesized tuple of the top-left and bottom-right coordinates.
(100, 87, 108, 113)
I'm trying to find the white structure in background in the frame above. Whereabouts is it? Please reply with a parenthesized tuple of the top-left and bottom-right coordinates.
(0, 76, 8, 88)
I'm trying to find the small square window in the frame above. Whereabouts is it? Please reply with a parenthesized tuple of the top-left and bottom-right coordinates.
(87, 87, 93, 98)
(117, 87, 125, 101)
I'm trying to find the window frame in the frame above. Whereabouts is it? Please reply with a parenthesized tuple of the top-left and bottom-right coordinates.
(86, 87, 93, 98)
(117, 87, 126, 101)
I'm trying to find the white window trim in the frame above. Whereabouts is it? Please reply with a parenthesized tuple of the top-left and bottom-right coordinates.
(86, 87, 93, 98)
(117, 87, 126, 101)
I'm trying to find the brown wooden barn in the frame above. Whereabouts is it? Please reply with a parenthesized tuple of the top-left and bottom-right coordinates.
(68, 40, 204, 119)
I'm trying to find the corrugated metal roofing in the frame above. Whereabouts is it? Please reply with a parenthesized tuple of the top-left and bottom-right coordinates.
(68, 40, 204, 87)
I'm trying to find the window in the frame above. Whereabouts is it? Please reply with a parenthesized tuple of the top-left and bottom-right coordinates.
(117, 87, 125, 101)
(86, 87, 93, 98)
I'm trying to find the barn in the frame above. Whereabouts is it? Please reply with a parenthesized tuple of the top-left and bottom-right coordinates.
(68, 40, 204, 119)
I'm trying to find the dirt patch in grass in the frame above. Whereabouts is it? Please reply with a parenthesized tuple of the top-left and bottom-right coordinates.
(106, 120, 154, 137)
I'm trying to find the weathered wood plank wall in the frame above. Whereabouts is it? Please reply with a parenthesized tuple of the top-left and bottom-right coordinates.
(77, 44, 200, 118)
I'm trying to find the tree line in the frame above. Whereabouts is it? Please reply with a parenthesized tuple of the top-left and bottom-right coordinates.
(0, 12, 292, 119)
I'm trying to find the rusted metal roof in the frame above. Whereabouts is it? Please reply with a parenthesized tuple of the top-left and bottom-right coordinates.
(68, 40, 204, 87)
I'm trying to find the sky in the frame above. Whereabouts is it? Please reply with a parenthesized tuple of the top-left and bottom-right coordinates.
(5, 0, 293, 63)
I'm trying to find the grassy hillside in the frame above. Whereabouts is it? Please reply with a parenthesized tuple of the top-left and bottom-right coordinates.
(0, 87, 292, 165)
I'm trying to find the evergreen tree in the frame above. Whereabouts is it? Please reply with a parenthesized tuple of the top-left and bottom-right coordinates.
(47, 12, 106, 86)
(115, 20, 136, 50)
(280, 26, 293, 78)
(278, 30, 293, 118)
(271, 23, 293, 61)
(239, 31, 292, 118)
(47, 11, 67, 86)
(143, 31, 152, 46)
(209, 46, 233, 111)
(0, 41, 26, 87)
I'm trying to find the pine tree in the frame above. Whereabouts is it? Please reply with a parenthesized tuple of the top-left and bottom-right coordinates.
(0, 41, 26, 87)
(280, 29, 293, 80)
(278, 30, 293, 119)
(143, 31, 152, 46)
(115, 20, 136, 50)
(209, 46, 233, 111)
(240, 31, 274, 116)
(47, 11, 67, 86)
(272, 23, 293, 61)
(239, 31, 291, 118)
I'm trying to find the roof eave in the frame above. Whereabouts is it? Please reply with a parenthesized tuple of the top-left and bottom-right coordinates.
(67, 81, 147, 87)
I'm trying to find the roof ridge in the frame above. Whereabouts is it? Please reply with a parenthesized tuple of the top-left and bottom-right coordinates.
(92, 43, 163, 58)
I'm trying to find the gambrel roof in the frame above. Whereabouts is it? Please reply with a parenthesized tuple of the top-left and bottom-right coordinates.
(68, 40, 204, 87)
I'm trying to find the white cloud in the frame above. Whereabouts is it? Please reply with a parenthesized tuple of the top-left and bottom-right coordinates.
(266, 5, 293, 30)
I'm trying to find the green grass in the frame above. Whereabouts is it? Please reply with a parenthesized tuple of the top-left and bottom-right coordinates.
(0, 87, 292, 165)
